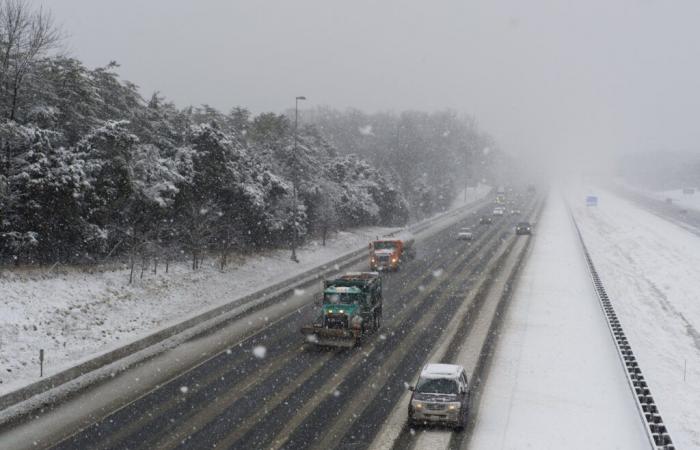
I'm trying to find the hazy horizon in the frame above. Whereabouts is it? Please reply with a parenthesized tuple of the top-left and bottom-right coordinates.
(38, 0, 700, 169)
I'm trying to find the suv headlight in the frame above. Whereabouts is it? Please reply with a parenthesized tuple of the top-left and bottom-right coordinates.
(447, 402, 461, 411)
(411, 400, 423, 410)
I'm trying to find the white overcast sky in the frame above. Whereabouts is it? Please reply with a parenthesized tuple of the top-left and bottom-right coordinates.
(38, 0, 700, 166)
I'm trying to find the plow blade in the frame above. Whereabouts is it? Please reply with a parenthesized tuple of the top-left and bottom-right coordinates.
(301, 325, 359, 348)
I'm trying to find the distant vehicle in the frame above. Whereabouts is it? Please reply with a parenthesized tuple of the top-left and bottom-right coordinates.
(479, 215, 493, 225)
(408, 363, 469, 429)
(369, 236, 414, 271)
(510, 208, 521, 215)
(586, 195, 598, 207)
(515, 222, 532, 235)
(527, 184, 536, 193)
(495, 186, 507, 204)
(457, 227, 473, 240)
(492, 206, 505, 216)
(682, 188, 695, 195)
(301, 272, 382, 348)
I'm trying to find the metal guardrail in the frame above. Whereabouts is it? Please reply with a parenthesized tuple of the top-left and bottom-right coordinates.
(569, 213, 675, 450)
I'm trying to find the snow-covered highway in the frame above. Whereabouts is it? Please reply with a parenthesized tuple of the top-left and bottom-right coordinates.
(572, 186, 700, 449)
(468, 192, 649, 449)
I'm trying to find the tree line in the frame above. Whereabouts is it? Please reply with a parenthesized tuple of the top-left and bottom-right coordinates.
(0, 0, 501, 274)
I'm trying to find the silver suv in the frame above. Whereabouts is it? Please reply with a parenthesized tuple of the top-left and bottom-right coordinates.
(407, 363, 469, 429)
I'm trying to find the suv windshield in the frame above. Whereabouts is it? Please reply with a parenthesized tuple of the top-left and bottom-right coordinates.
(416, 377, 458, 394)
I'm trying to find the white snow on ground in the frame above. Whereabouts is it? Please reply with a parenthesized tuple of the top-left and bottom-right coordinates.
(0, 186, 490, 398)
(620, 181, 700, 213)
(470, 191, 649, 450)
(571, 186, 700, 449)
(653, 188, 700, 212)
(0, 225, 395, 396)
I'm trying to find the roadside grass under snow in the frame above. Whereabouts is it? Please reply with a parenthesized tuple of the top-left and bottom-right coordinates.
(0, 226, 396, 396)
(0, 184, 491, 398)
(571, 186, 700, 449)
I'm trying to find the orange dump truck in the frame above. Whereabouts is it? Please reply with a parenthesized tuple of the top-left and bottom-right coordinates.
(369, 235, 415, 271)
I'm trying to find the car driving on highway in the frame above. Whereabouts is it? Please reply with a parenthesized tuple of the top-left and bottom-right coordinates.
(515, 221, 532, 235)
(457, 227, 473, 240)
(479, 215, 493, 225)
(408, 363, 469, 430)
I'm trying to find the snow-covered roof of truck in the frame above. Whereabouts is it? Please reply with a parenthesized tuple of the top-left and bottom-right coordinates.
(324, 285, 362, 295)
(420, 363, 463, 379)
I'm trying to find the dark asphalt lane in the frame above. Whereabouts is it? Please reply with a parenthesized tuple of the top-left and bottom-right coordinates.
(45, 198, 535, 450)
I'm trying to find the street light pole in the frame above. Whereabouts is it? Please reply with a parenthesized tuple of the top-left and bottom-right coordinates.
(291, 95, 306, 262)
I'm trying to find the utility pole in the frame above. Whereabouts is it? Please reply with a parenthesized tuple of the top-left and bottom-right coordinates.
(290, 96, 306, 263)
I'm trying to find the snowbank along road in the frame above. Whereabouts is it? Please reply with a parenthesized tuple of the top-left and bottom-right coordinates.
(1, 192, 540, 449)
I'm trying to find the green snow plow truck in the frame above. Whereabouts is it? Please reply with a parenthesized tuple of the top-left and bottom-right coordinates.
(301, 272, 383, 348)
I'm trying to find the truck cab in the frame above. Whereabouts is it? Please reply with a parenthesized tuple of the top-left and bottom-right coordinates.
(369, 238, 414, 271)
(302, 272, 383, 348)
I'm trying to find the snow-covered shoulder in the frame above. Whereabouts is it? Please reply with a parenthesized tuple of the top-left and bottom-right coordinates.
(570, 184, 700, 449)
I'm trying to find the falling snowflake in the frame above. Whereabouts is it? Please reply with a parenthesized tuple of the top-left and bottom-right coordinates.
(379, 334, 387, 340)
(418, 285, 425, 292)
(432, 269, 443, 278)
(294, 289, 305, 296)
(333, 389, 341, 397)
(306, 334, 319, 343)
(253, 345, 267, 359)
(358, 125, 373, 136)
(180, 386, 189, 394)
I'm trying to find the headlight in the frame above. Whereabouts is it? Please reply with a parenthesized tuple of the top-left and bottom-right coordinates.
(412, 401, 423, 409)
(447, 403, 459, 411)
(391, 258, 397, 263)
(338, 309, 344, 314)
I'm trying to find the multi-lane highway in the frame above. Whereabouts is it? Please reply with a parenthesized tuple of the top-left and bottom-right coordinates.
(3, 195, 540, 450)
